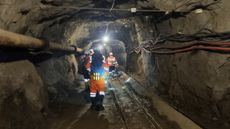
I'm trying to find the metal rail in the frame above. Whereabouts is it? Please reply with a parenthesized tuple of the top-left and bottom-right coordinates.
(0, 29, 83, 54)
(108, 82, 129, 129)
(116, 77, 162, 129)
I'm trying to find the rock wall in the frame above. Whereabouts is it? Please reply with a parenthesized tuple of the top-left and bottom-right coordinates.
(156, 51, 230, 117)
(133, 17, 157, 85)
(0, 0, 84, 128)
(2, 0, 230, 128)
(0, 60, 47, 129)
(140, 0, 230, 128)
(0, 0, 138, 103)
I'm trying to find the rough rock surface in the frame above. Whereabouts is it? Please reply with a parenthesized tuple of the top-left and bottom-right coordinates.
(157, 52, 230, 116)
(0, 60, 47, 129)
(0, 0, 138, 102)
(137, 0, 230, 128)
(1, 0, 230, 128)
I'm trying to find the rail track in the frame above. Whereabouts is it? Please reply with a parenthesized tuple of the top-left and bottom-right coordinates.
(108, 75, 163, 129)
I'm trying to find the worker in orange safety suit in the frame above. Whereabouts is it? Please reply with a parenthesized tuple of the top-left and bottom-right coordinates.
(86, 48, 106, 111)
(107, 52, 118, 74)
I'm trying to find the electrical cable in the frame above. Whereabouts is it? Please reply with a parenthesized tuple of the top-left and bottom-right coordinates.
(174, 0, 194, 11)
(110, 0, 116, 12)
(134, 29, 230, 54)
(105, 23, 109, 35)
(61, 6, 164, 13)
(156, 0, 222, 23)
(150, 45, 230, 54)
(152, 42, 230, 51)
(136, 42, 230, 54)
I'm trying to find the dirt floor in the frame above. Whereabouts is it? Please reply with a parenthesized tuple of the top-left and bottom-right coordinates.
(46, 77, 181, 129)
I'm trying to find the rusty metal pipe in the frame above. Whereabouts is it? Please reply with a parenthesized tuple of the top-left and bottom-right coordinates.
(0, 29, 83, 53)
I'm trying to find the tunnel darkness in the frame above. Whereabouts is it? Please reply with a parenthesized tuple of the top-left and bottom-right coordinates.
(1, 0, 230, 129)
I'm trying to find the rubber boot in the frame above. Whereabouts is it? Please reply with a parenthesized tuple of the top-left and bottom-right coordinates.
(90, 97, 97, 110)
(96, 95, 105, 111)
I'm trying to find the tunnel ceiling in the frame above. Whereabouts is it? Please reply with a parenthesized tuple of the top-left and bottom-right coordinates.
(76, 21, 133, 47)
(0, 0, 160, 42)
(37, 0, 159, 22)
(0, 0, 220, 50)
(1, 0, 219, 35)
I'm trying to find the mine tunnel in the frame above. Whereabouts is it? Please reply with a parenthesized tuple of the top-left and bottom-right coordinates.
(1, 0, 230, 129)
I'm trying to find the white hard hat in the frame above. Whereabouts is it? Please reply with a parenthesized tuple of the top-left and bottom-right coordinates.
(89, 49, 94, 55)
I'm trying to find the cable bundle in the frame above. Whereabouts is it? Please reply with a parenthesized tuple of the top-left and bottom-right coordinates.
(135, 29, 230, 54)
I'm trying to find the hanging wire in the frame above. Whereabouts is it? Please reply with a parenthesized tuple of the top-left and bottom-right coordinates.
(132, 28, 230, 54)
(105, 23, 109, 35)
(110, 0, 116, 12)
(61, 6, 164, 13)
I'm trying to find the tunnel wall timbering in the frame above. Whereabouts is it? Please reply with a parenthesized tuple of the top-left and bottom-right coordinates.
(140, 0, 230, 125)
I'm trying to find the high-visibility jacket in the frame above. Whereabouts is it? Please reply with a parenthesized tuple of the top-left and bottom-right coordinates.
(86, 53, 106, 97)
(107, 56, 117, 66)
(85, 55, 92, 71)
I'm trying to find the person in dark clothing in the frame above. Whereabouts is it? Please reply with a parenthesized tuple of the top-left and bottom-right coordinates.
(86, 48, 106, 111)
